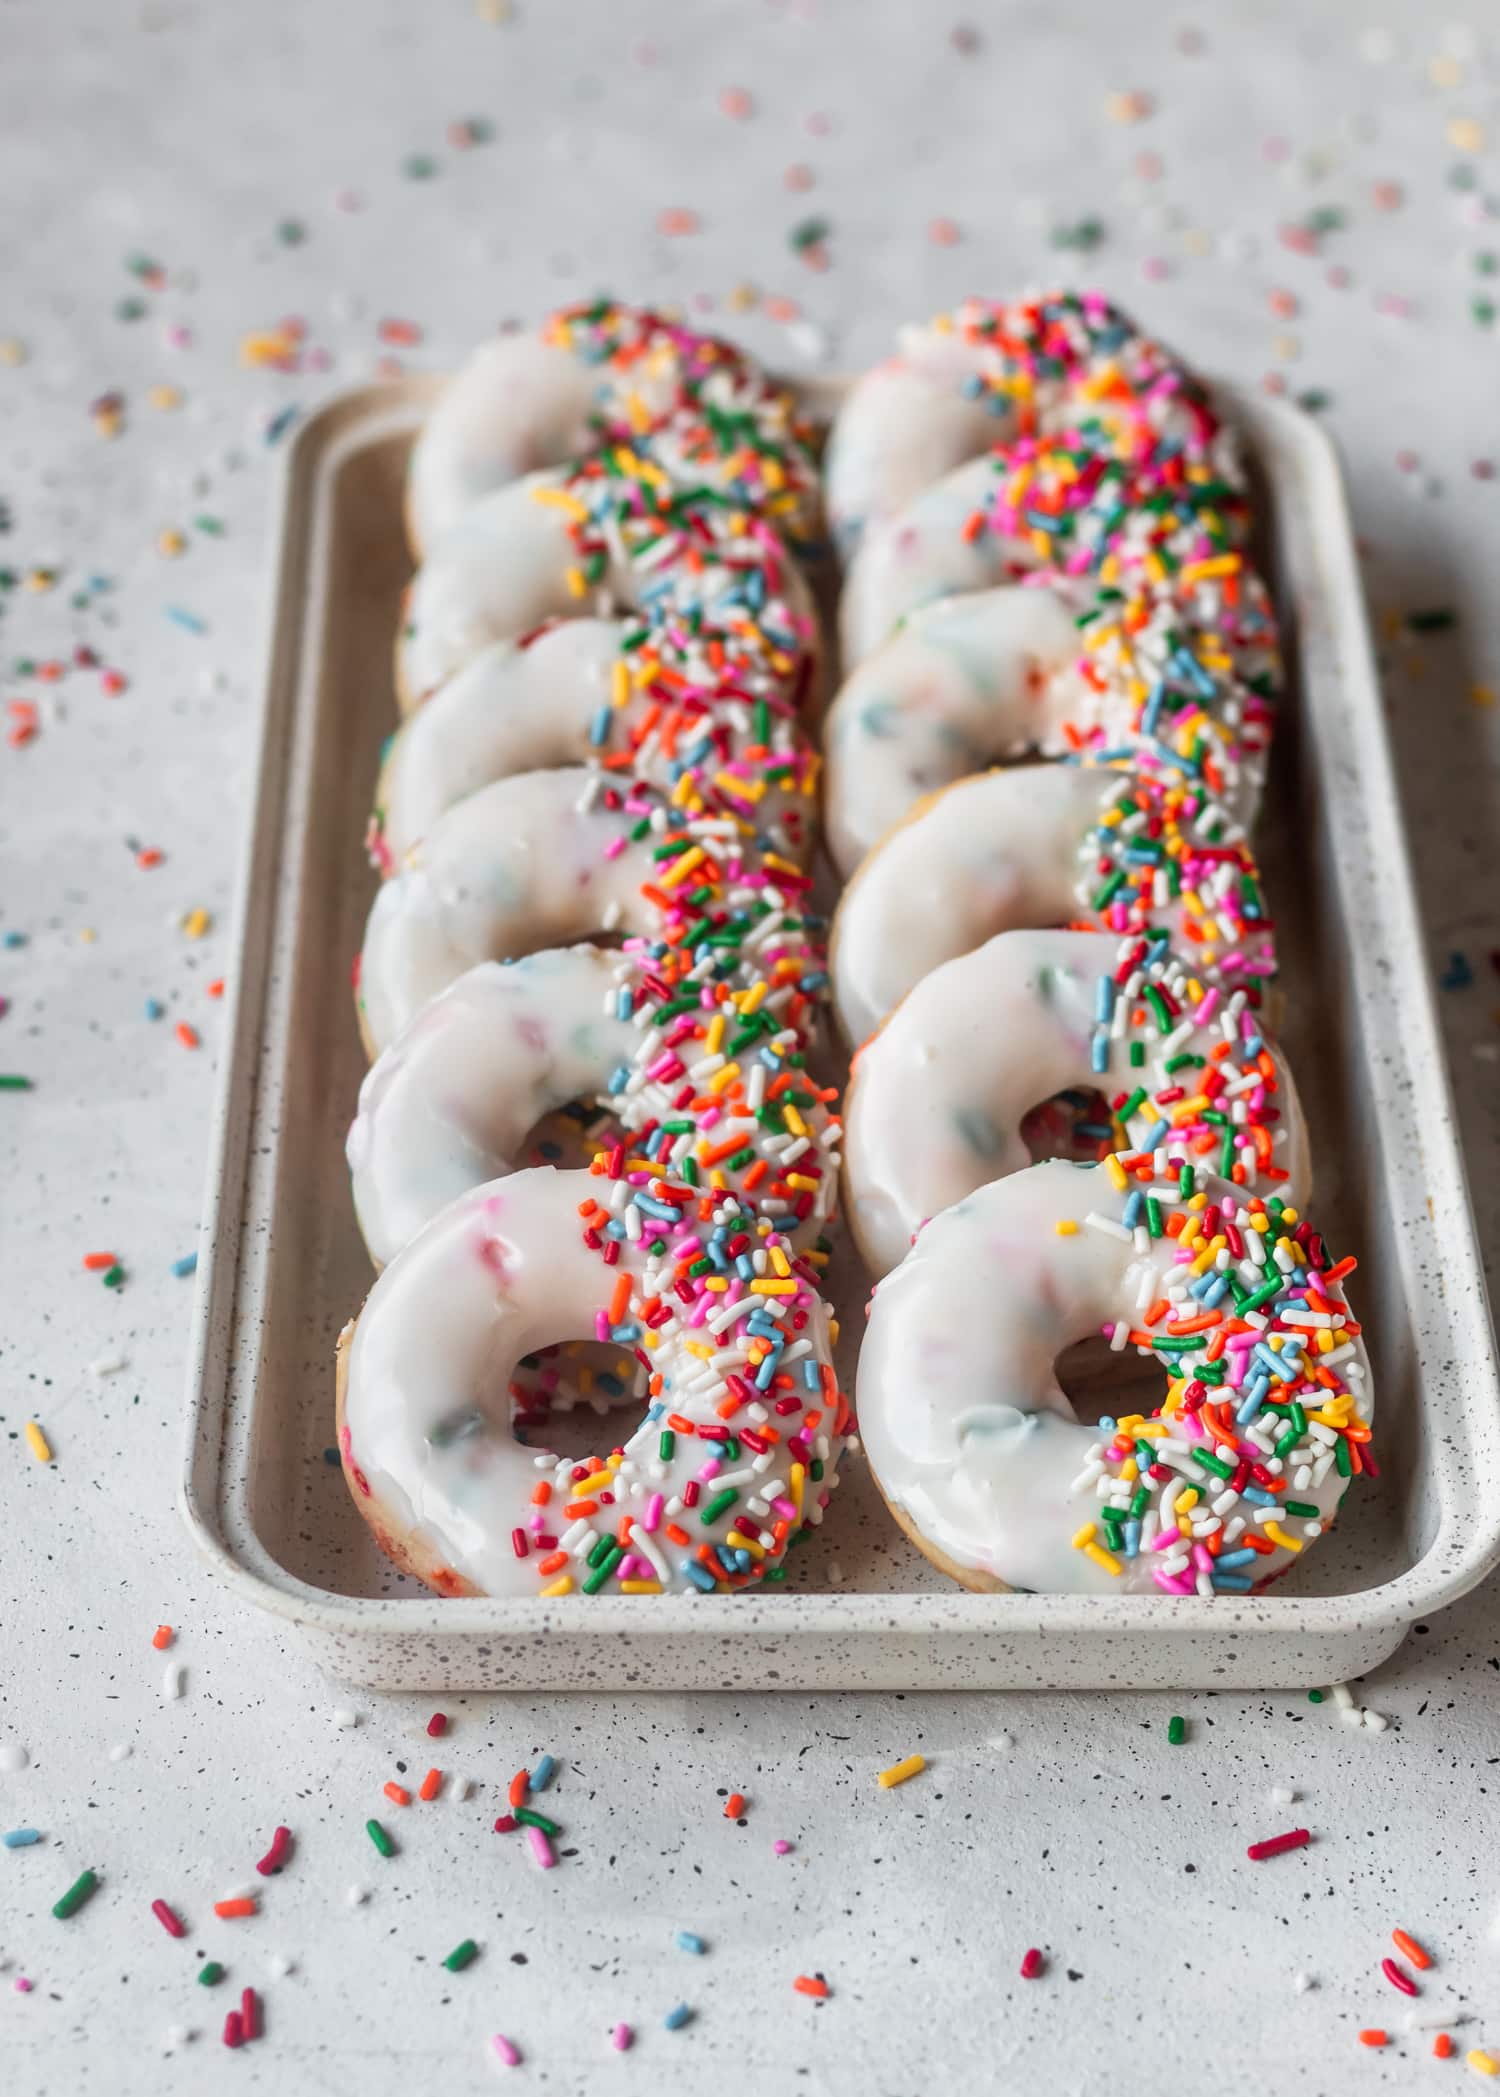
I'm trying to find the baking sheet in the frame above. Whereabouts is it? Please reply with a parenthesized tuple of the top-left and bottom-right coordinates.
(179, 373, 1500, 1689)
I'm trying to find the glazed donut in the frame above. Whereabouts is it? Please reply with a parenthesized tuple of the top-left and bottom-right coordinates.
(843, 928, 1307, 1276)
(397, 452, 820, 710)
(856, 1157, 1371, 1595)
(824, 568, 1276, 878)
(371, 615, 821, 874)
(825, 289, 1250, 563)
(350, 913, 840, 1268)
(337, 1165, 850, 1597)
(831, 764, 1274, 1048)
(407, 300, 821, 561)
(357, 769, 820, 1058)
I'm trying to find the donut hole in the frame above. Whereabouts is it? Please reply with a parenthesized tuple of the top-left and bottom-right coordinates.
(1052, 1336, 1166, 1424)
(516, 1101, 626, 1174)
(510, 1340, 647, 1461)
(1018, 1086, 1115, 1167)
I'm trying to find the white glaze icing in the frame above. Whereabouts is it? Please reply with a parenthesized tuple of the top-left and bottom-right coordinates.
(397, 465, 820, 707)
(843, 928, 1309, 1276)
(830, 764, 1275, 1049)
(407, 312, 821, 558)
(340, 1165, 846, 1598)
(857, 1158, 1371, 1595)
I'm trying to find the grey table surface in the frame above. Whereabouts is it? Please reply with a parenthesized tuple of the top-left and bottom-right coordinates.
(3, 0, 1500, 2089)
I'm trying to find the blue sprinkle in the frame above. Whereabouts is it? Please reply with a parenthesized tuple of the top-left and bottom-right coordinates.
(802, 1361, 820, 1389)
(170, 1252, 197, 1279)
(1090, 1030, 1110, 1075)
(165, 605, 207, 634)
(1122, 1518, 1141, 1559)
(606, 1065, 630, 1096)
(1210, 1572, 1254, 1592)
(1122, 1191, 1144, 1231)
(674, 1931, 706, 1955)
(1440, 950, 1474, 992)
(615, 988, 633, 1021)
(664, 2003, 693, 2031)
(1241, 1485, 1278, 1507)
(1095, 976, 1116, 1023)
(681, 1559, 716, 1593)
(589, 705, 612, 748)
(144, 998, 165, 1021)
(2, 1828, 40, 1849)
(264, 404, 300, 446)
(1214, 1547, 1258, 1570)
(530, 1754, 556, 1792)
(2, 931, 26, 949)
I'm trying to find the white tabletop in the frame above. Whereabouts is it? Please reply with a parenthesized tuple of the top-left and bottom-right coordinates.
(2, 1, 1497, 2087)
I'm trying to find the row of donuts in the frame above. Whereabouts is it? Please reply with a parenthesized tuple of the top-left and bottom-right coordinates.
(820, 292, 1373, 1596)
(337, 303, 856, 1599)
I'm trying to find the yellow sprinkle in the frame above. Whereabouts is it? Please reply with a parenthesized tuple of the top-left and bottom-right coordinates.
(1449, 115, 1486, 154)
(23, 567, 57, 593)
(1263, 1521, 1303, 1555)
(876, 1755, 926, 1790)
(1104, 1155, 1128, 1192)
(24, 1421, 51, 1463)
(827, 1316, 839, 1345)
(783, 1104, 808, 1140)
(528, 484, 591, 522)
(1179, 553, 1242, 584)
(1084, 1543, 1123, 1577)
(1176, 1488, 1199, 1511)
(750, 1279, 797, 1296)
(785, 1172, 820, 1192)
(1071, 1523, 1097, 1550)
(538, 1576, 574, 1598)
(148, 384, 182, 412)
(0, 337, 27, 367)
(658, 845, 704, 891)
(1055, 1218, 1079, 1236)
(1467, 2051, 1500, 2079)
(157, 528, 187, 559)
(619, 1579, 664, 1594)
(610, 658, 631, 708)
(738, 979, 767, 1016)
(705, 1014, 725, 1056)
(769, 1244, 792, 1278)
(790, 1461, 805, 1511)
(725, 1530, 766, 1559)
(708, 1063, 740, 1094)
(564, 566, 587, 599)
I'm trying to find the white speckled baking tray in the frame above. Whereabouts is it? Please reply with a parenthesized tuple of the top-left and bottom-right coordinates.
(179, 372, 1500, 1690)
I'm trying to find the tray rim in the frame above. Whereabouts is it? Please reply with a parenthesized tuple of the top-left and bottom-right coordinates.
(178, 370, 1500, 1670)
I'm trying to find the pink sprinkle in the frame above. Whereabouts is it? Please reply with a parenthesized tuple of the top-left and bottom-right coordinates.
(773, 1839, 793, 1855)
(491, 2033, 522, 2067)
(612, 2022, 634, 2051)
(643, 1493, 664, 1533)
(14, 1977, 32, 1994)
(255, 1825, 293, 1876)
(718, 86, 752, 120)
(1246, 1828, 1311, 1862)
(527, 1825, 556, 1870)
(928, 217, 960, 247)
(1020, 1947, 1045, 1980)
(1381, 1956, 1417, 1997)
(656, 208, 700, 238)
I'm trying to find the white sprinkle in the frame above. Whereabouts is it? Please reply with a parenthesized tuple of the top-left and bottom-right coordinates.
(162, 2024, 193, 2053)
(108, 1742, 132, 1763)
(1363, 1709, 1389, 1732)
(332, 1708, 360, 1729)
(1270, 1784, 1296, 1806)
(162, 1662, 185, 1701)
(1339, 1706, 1365, 1729)
(1292, 1970, 1314, 1993)
(346, 1884, 369, 1906)
(89, 1352, 127, 1379)
(989, 1732, 1015, 1752)
(0, 1743, 30, 1774)
(266, 1953, 294, 1979)
(1331, 1682, 1355, 1709)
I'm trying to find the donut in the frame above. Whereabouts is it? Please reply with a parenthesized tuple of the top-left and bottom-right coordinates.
(371, 613, 821, 875)
(337, 1165, 850, 1598)
(397, 448, 820, 710)
(856, 1157, 1371, 1595)
(825, 289, 1250, 563)
(842, 927, 1307, 1276)
(406, 299, 822, 561)
(824, 562, 1276, 879)
(356, 770, 819, 1059)
(830, 764, 1274, 1048)
(350, 915, 841, 1268)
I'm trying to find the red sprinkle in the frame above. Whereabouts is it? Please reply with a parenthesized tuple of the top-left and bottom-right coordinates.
(1020, 1947, 1045, 1980)
(724, 1792, 746, 1820)
(151, 1624, 174, 1650)
(493, 1814, 518, 1835)
(427, 1713, 448, 1738)
(241, 1987, 260, 2041)
(150, 1898, 186, 1938)
(255, 1825, 292, 1877)
(1246, 1828, 1310, 1861)
(1381, 1956, 1417, 1997)
(223, 2012, 244, 2049)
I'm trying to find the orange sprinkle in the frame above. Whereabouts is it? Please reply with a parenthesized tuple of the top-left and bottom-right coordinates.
(608, 1273, 633, 1327)
(1434, 2034, 1454, 2059)
(214, 1898, 257, 1920)
(508, 1770, 529, 1808)
(1392, 1927, 1432, 1971)
(151, 1624, 174, 1650)
(175, 1022, 200, 1050)
(383, 1782, 411, 1807)
(82, 1252, 118, 1271)
(419, 1768, 443, 1802)
(1357, 2029, 1388, 2047)
(793, 1975, 830, 1999)
(724, 1792, 746, 1818)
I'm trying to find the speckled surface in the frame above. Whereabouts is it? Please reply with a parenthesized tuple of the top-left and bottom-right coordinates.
(5, 0, 1500, 2085)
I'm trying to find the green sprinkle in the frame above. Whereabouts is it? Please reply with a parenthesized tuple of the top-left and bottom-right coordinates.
(0, 1075, 33, 1091)
(788, 216, 830, 253)
(1167, 1715, 1186, 1747)
(402, 153, 439, 180)
(1334, 1434, 1352, 1478)
(366, 1819, 395, 1858)
(513, 1807, 559, 1836)
(197, 1961, 226, 1987)
(582, 1543, 624, 1594)
(1283, 1500, 1319, 1519)
(443, 1939, 479, 1972)
(1407, 607, 1457, 634)
(658, 1430, 676, 1462)
(1307, 1688, 1324, 1704)
(52, 1868, 99, 1919)
(700, 1486, 738, 1526)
